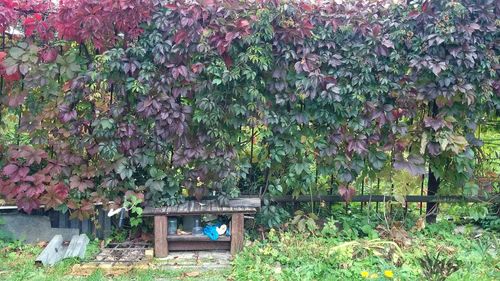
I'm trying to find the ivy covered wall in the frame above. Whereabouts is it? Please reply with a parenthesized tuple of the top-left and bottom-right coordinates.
(0, 0, 498, 217)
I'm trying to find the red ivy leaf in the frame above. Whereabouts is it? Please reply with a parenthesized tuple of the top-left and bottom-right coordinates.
(422, 1, 429, 13)
(339, 185, 356, 203)
(190, 62, 204, 74)
(299, 3, 314, 12)
(222, 53, 233, 68)
(17, 197, 40, 214)
(5, 166, 31, 183)
(7, 92, 27, 108)
(177, 65, 188, 78)
(59, 109, 77, 123)
(70, 175, 94, 192)
(199, 0, 215, 8)
(18, 146, 47, 165)
(42, 161, 65, 176)
(125, 190, 144, 202)
(427, 142, 441, 156)
(408, 10, 419, 18)
(2, 164, 18, 176)
(173, 30, 188, 45)
(18, 167, 30, 178)
(3, 70, 21, 81)
(25, 184, 45, 198)
(0, 180, 15, 198)
(39, 48, 58, 63)
(2, 0, 15, 9)
(393, 154, 426, 176)
(68, 200, 95, 220)
(382, 38, 394, 49)
(33, 173, 51, 186)
(23, 13, 42, 37)
(302, 19, 314, 34)
(346, 135, 368, 155)
(372, 24, 382, 37)
(164, 3, 177, 9)
(423, 116, 446, 131)
(40, 183, 69, 209)
(236, 19, 250, 30)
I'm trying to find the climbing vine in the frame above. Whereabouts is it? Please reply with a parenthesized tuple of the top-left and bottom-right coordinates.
(0, 0, 498, 216)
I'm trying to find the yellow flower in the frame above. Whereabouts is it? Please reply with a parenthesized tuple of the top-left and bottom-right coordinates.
(384, 270, 394, 278)
(361, 271, 369, 278)
(370, 273, 379, 279)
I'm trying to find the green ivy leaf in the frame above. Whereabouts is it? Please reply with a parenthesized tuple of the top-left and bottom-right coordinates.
(9, 47, 25, 60)
(145, 179, 165, 192)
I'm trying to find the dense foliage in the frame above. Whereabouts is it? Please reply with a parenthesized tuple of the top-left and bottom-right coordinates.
(232, 216, 499, 280)
(0, 0, 498, 216)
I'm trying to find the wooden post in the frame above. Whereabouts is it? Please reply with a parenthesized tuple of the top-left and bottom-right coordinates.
(230, 213, 244, 255)
(154, 216, 168, 257)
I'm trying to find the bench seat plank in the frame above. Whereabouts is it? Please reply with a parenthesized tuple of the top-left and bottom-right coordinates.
(144, 200, 257, 216)
(167, 234, 230, 242)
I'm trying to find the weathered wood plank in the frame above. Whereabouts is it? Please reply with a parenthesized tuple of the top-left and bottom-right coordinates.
(69, 219, 79, 229)
(35, 235, 64, 266)
(63, 234, 90, 259)
(228, 197, 261, 208)
(96, 206, 104, 239)
(230, 213, 244, 255)
(167, 234, 230, 242)
(58, 211, 68, 228)
(178, 202, 187, 213)
(195, 201, 200, 212)
(154, 216, 168, 258)
(103, 213, 112, 238)
(143, 202, 256, 216)
(81, 219, 91, 234)
(168, 241, 230, 251)
(144, 209, 256, 216)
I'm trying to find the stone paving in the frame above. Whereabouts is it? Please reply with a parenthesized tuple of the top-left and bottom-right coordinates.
(71, 250, 231, 277)
(156, 250, 232, 270)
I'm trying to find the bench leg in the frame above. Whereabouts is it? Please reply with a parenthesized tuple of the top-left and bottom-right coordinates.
(154, 216, 168, 258)
(230, 213, 244, 255)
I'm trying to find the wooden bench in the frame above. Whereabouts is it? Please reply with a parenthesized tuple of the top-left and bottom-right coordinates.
(143, 198, 259, 257)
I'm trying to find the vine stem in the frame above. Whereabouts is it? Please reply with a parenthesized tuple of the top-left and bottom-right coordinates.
(17, 77, 24, 145)
(0, 31, 5, 121)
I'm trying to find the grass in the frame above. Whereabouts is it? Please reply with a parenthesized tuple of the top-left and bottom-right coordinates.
(0, 239, 229, 281)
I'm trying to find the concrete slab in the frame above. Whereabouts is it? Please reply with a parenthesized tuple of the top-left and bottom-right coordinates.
(158, 251, 198, 261)
(69, 249, 230, 276)
(158, 264, 230, 271)
(155, 251, 231, 270)
(0, 213, 79, 243)
(198, 251, 231, 260)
